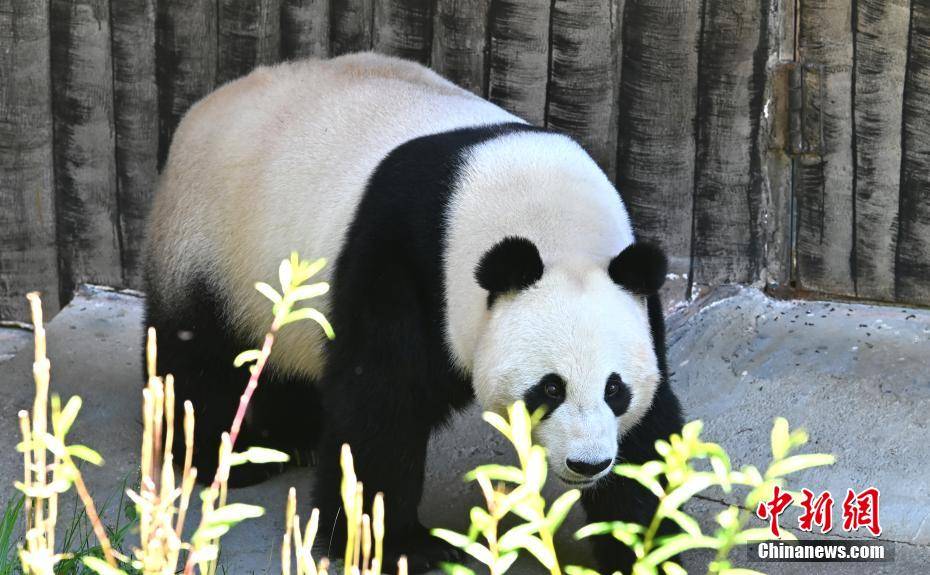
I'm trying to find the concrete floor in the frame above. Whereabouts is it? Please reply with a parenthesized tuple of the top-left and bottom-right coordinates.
(0, 285, 928, 574)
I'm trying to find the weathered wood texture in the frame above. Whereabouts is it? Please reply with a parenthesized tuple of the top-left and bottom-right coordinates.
(49, 0, 122, 303)
(111, 0, 158, 287)
(156, 0, 217, 167)
(431, 0, 489, 95)
(281, 0, 330, 59)
(330, 0, 373, 55)
(486, 0, 550, 125)
(690, 0, 767, 285)
(795, 0, 856, 298)
(218, 0, 282, 84)
(0, 0, 60, 319)
(546, 0, 622, 180)
(616, 0, 701, 277)
(852, 0, 909, 300)
(373, 0, 434, 63)
(896, 1, 930, 302)
(3, 0, 930, 321)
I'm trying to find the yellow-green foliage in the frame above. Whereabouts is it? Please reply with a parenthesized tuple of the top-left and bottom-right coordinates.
(9, 254, 836, 575)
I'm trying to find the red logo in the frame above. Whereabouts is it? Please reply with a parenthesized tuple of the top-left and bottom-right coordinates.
(756, 486, 881, 537)
(798, 489, 834, 534)
(842, 488, 882, 536)
(756, 485, 793, 537)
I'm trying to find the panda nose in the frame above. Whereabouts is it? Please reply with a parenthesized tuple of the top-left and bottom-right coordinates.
(565, 458, 613, 477)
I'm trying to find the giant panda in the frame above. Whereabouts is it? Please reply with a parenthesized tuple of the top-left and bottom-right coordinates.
(145, 52, 683, 573)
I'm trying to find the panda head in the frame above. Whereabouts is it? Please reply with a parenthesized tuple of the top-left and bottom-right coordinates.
(472, 237, 667, 489)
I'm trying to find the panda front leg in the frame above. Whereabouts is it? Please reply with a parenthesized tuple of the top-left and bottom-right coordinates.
(312, 363, 464, 573)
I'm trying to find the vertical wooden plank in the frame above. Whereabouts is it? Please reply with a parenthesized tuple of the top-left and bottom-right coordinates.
(852, 0, 910, 301)
(896, 1, 930, 303)
(111, 0, 158, 289)
(331, 0, 373, 56)
(0, 0, 60, 320)
(373, 0, 434, 64)
(431, 0, 489, 95)
(757, 0, 798, 293)
(218, 0, 282, 84)
(486, 0, 550, 125)
(157, 0, 218, 167)
(691, 0, 767, 285)
(616, 0, 701, 282)
(281, 0, 330, 59)
(546, 0, 622, 179)
(760, 61, 796, 292)
(50, 0, 122, 303)
(795, 0, 855, 297)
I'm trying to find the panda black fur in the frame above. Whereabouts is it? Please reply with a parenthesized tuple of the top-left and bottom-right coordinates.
(144, 53, 683, 574)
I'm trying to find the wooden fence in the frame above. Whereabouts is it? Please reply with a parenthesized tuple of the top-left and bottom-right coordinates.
(1, 0, 927, 322)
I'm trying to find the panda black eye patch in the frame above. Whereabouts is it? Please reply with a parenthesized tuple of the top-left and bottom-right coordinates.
(523, 373, 566, 420)
(605, 372, 631, 416)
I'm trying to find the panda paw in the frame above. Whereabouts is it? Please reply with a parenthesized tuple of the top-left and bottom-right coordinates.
(384, 524, 466, 574)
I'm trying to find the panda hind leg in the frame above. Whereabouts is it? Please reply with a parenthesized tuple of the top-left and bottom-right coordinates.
(145, 284, 322, 487)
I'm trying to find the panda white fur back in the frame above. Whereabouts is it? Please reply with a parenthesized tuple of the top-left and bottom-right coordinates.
(149, 54, 516, 378)
(145, 53, 682, 574)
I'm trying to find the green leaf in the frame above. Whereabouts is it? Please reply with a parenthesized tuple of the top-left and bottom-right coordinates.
(664, 509, 701, 537)
(613, 464, 665, 498)
(481, 411, 512, 442)
(193, 524, 231, 541)
(681, 420, 704, 444)
(770, 418, 789, 460)
(766, 454, 835, 478)
(67, 444, 104, 466)
(82, 557, 129, 575)
(642, 534, 721, 566)
(255, 282, 282, 304)
(715, 506, 739, 530)
(547, 489, 581, 531)
(733, 528, 777, 544)
(520, 535, 555, 569)
(633, 562, 658, 575)
(282, 307, 335, 339)
(439, 563, 477, 575)
(431, 528, 473, 550)
(658, 474, 716, 514)
(54, 395, 83, 437)
(661, 562, 688, 575)
(279, 258, 293, 292)
(565, 566, 602, 575)
(493, 552, 519, 574)
(576, 520, 644, 548)
(206, 503, 265, 527)
(233, 349, 262, 368)
(298, 257, 328, 284)
(468, 506, 494, 535)
(464, 464, 523, 484)
(289, 282, 329, 302)
(498, 522, 541, 552)
(525, 446, 548, 491)
(229, 447, 290, 466)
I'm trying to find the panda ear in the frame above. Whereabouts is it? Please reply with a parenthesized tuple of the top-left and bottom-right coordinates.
(475, 237, 544, 299)
(608, 242, 668, 295)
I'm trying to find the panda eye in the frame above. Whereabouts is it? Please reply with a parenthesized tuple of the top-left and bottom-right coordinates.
(605, 372, 631, 415)
(605, 379, 620, 398)
(605, 373, 624, 398)
(544, 377, 565, 399)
